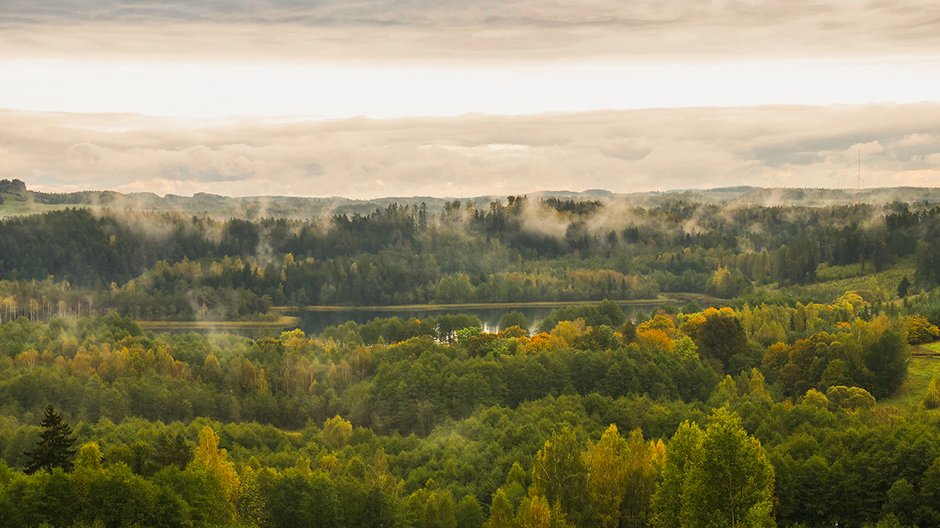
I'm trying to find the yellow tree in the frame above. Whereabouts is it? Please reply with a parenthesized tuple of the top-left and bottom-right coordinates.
(923, 376, 940, 409)
(517, 495, 553, 528)
(583, 424, 628, 528)
(191, 426, 241, 506)
(484, 488, 517, 528)
(621, 430, 661, 528)
(322, 415, 354, 449)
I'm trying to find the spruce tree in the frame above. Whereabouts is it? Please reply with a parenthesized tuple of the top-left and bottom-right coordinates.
(24, 405, 77, 474)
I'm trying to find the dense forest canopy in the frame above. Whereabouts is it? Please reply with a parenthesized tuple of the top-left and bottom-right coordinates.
(0, 186, 939, 527)
(1, 193, 939, 321)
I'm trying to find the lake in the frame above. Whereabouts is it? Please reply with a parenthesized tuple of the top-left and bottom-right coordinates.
(137, 295, 722, 336)
(291, 297, 702, 334)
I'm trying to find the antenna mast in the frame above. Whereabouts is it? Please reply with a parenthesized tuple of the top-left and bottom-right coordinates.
(857, 147, 861, 191)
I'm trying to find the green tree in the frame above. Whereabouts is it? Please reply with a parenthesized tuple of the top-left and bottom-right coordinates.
(425, 490, 459, 528)
(919, 457, 940, 526)
(680, 409, 775, 528)
(484, 488, 517, 528)
(322, 415, 354, 449)
(826, 386, 876, 411)
(691, 310, 747, 372)
(456, 494, 485, 528)
(151, 432, 191, 471)
(531, 427, 589, 526)
(885, 478, 916, 526)
(651, 421, 704, 528)
(263, 469, 340, 528)
(864, 330, 909, 397)
(237, 466, 271, 528)
(499, 311, 530, 333)
(897, 276, 911, 298)
(24, 405, 77, 474)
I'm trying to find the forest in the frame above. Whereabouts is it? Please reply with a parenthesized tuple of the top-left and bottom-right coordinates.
(1, 194, 939, 320)
(0, 190, 939, 527)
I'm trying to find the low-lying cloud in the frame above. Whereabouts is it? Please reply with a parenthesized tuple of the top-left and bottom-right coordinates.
(2, 1, 940, 62)
(2, 104, 940, 199)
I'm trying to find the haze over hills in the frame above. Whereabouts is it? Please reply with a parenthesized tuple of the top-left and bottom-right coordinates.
(3, 179, 940, 219)
(6, 2, 940, 527)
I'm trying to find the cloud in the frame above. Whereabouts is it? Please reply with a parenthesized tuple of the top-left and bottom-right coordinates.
(2, 104, 940, 198)
(2, 1, 940, 62)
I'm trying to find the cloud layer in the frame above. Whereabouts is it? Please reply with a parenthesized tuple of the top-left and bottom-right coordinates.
(3, 104, 940, 198)
(2, 1, 940, 62)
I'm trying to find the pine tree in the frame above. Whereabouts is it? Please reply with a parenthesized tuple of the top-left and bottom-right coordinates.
(24, 405, 77, 474)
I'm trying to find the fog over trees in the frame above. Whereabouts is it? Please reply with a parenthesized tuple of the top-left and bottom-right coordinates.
(1, 189, 939, 527)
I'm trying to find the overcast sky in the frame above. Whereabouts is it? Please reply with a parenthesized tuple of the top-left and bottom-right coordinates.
(2, 1, 939, 197)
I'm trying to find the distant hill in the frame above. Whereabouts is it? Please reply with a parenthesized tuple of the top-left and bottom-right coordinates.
(2, 179, 939, 219)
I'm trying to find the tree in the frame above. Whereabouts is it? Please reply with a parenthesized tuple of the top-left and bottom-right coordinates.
(687, 308, 747, 372)
(531, 427, 589, 526)
(885, 479, 916, 526)
(24, 404, 77, 474)
(456, 495, 485, 528)
(517, 495, 553, 528)
(651, 421, 704, 528)
(499, 311, 530, 333)
(622, 429, 662, 528)
(265, 469, 340, 528)
(864, 330, 909, 397)
(826, 385, 876, 411)
(237, 466, 271, 528)
(923, 376, 940, 410)
(906, 315, 940, 344)
(897, 276, 911, 298)
(152, 432, 192, 470)
(74, 441, 103, 472)
(425, 490, 459, 528)
(584, 424, 628, 528)
(190, 426, 241, 507)
(919, 457, 940, 526)
(679, 409, 775, 528)
(322, 415, 354, 449)
(485, 488, 517, 528)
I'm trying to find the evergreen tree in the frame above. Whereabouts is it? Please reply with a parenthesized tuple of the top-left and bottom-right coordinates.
(897, 276, 911, 298)
(24, 404, 77, 474)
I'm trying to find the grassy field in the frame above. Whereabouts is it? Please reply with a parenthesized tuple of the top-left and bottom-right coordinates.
(915, 341, 940, 357)
(0, 202, 78, 218)
(782, 259, 915, 302)
(878, 354, 940, 409)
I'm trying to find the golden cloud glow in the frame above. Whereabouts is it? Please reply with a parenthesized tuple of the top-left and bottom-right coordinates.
(3, 104, 940, 198)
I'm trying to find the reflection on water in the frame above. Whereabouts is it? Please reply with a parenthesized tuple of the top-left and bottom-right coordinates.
(140, 298, 712, 337)
(294, 302, 675, 335)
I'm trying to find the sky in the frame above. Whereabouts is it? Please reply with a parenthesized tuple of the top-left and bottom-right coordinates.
(2, 0, 940, 197)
